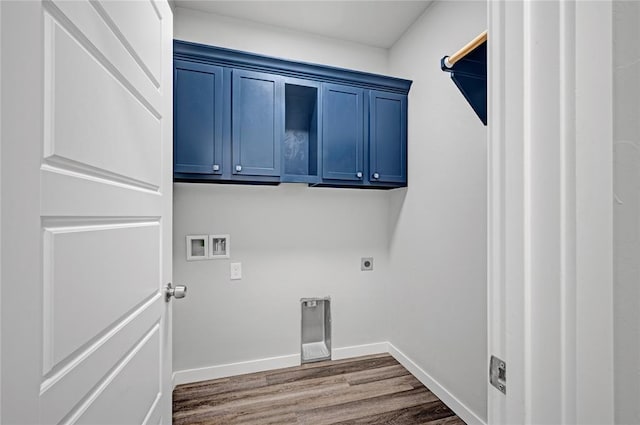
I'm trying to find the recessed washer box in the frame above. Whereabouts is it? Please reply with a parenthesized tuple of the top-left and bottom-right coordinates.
(210, 234, 230, 259)
(186, 235, 208, 261)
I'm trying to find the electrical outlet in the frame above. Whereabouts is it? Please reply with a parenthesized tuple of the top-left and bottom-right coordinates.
(361, 257, 373, 271)
(230, 262, 242, 280)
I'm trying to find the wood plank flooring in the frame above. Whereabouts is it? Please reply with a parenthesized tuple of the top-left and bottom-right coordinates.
(173, 353, 465, 425)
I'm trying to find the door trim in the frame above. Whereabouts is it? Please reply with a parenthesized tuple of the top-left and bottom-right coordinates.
(487, 1, 614, 423)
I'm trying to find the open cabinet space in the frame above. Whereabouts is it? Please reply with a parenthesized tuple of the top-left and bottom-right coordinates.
(284, 83, 319, 181)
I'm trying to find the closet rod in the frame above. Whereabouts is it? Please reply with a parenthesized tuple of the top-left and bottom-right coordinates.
(443, 30, 487, 68)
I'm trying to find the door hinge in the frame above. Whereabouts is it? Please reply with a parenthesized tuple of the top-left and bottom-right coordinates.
(490, 355, 506, 394)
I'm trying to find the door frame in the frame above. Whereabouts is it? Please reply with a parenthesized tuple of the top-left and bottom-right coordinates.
(0, 1, 3, 419)
(487, 1, 614, 423)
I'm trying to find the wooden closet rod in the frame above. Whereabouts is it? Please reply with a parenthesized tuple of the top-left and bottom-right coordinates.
(444, 30, 487, 68)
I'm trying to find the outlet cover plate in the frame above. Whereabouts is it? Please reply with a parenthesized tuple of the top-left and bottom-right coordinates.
(230, 262, 242, 280)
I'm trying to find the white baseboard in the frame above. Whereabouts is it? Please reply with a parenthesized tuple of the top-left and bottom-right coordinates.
(387, 342, 486, 425)
(332, 342, 389, 360)
(172, 353, 299, 387)
(172, 341, 486, 425)
(172, 342, 389, 388)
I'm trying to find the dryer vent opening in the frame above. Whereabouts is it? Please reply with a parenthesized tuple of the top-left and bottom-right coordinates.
(301, 297, 331, 364)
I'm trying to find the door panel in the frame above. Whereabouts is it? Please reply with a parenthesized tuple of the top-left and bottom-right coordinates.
(232, 70, 283, 177)
(40, 299, 163, 425)
(49, 0, 161, 110)
(369, 91, 407, 184)
(73, 327, 161, 425)
(43, 222, 160, 371)
(322, 83, 364, 181)
(0, 1, 173, 423)
(174, 61, 223, 175)
(95, 0, 163, 87)
(46, 17, 161, 188)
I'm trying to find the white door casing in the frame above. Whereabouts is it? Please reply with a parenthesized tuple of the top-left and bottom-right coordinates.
(487, 1, 614, 423)
(1, 1, 173, 423)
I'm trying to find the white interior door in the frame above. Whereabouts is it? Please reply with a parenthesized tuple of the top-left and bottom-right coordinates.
(1, 1, 174, 423)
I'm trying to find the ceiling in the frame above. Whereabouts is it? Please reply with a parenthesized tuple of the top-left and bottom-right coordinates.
(172, 1, 433, 48)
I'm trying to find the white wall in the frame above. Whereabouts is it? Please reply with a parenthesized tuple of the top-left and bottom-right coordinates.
(613, 2, 640, 423)
(173, 184, 390, 371)
(172, 7, 394, 372)
(387, 1, 487, 421)
(174, 7, 389, 75)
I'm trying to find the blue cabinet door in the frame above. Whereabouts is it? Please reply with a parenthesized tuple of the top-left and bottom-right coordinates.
(232, 70, 283, 177)
(174, 60, 223, 175)
(369, 91, 407, 184)
(321, 83, 364, 181)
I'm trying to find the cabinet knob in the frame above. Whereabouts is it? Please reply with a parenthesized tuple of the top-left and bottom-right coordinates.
(212, 164, 220, 172)
(372, 173, 380, 180)
(356, 171, 363, 179)
(235, 165, 242, 172)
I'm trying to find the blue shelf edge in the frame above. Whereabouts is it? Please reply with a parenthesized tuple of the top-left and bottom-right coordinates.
(441, 41, 487, 126)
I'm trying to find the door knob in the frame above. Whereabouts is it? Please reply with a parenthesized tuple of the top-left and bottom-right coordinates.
(165, 282, 187, 302)
(356, 171, 363, 179)
(372, 172, 380, 179)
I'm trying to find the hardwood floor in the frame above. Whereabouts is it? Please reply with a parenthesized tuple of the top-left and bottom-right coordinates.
(173, 353, 465, 425)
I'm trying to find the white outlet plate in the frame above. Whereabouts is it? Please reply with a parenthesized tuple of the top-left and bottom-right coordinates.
(230, 262, 242, 280)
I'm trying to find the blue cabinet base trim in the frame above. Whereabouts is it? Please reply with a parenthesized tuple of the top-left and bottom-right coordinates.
(174, 175, 404, 190)
(311, 183, 406, 190)
(281, 175, 322, 184)
(174, 174, 281, 185)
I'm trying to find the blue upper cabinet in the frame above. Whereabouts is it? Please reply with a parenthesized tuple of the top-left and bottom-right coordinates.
(322, 84, 364, 182)
(232, 70, 283, 177)
(174, 60, 223, 175)
(173, 40, 411, 188)
(369, 91, 407, 184)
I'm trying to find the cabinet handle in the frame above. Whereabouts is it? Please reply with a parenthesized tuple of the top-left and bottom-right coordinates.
(212, 164, 220, 172)
(235, 165, 242, 172)
(372, 172, 380, 179)
(356, 171, 363, 179)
